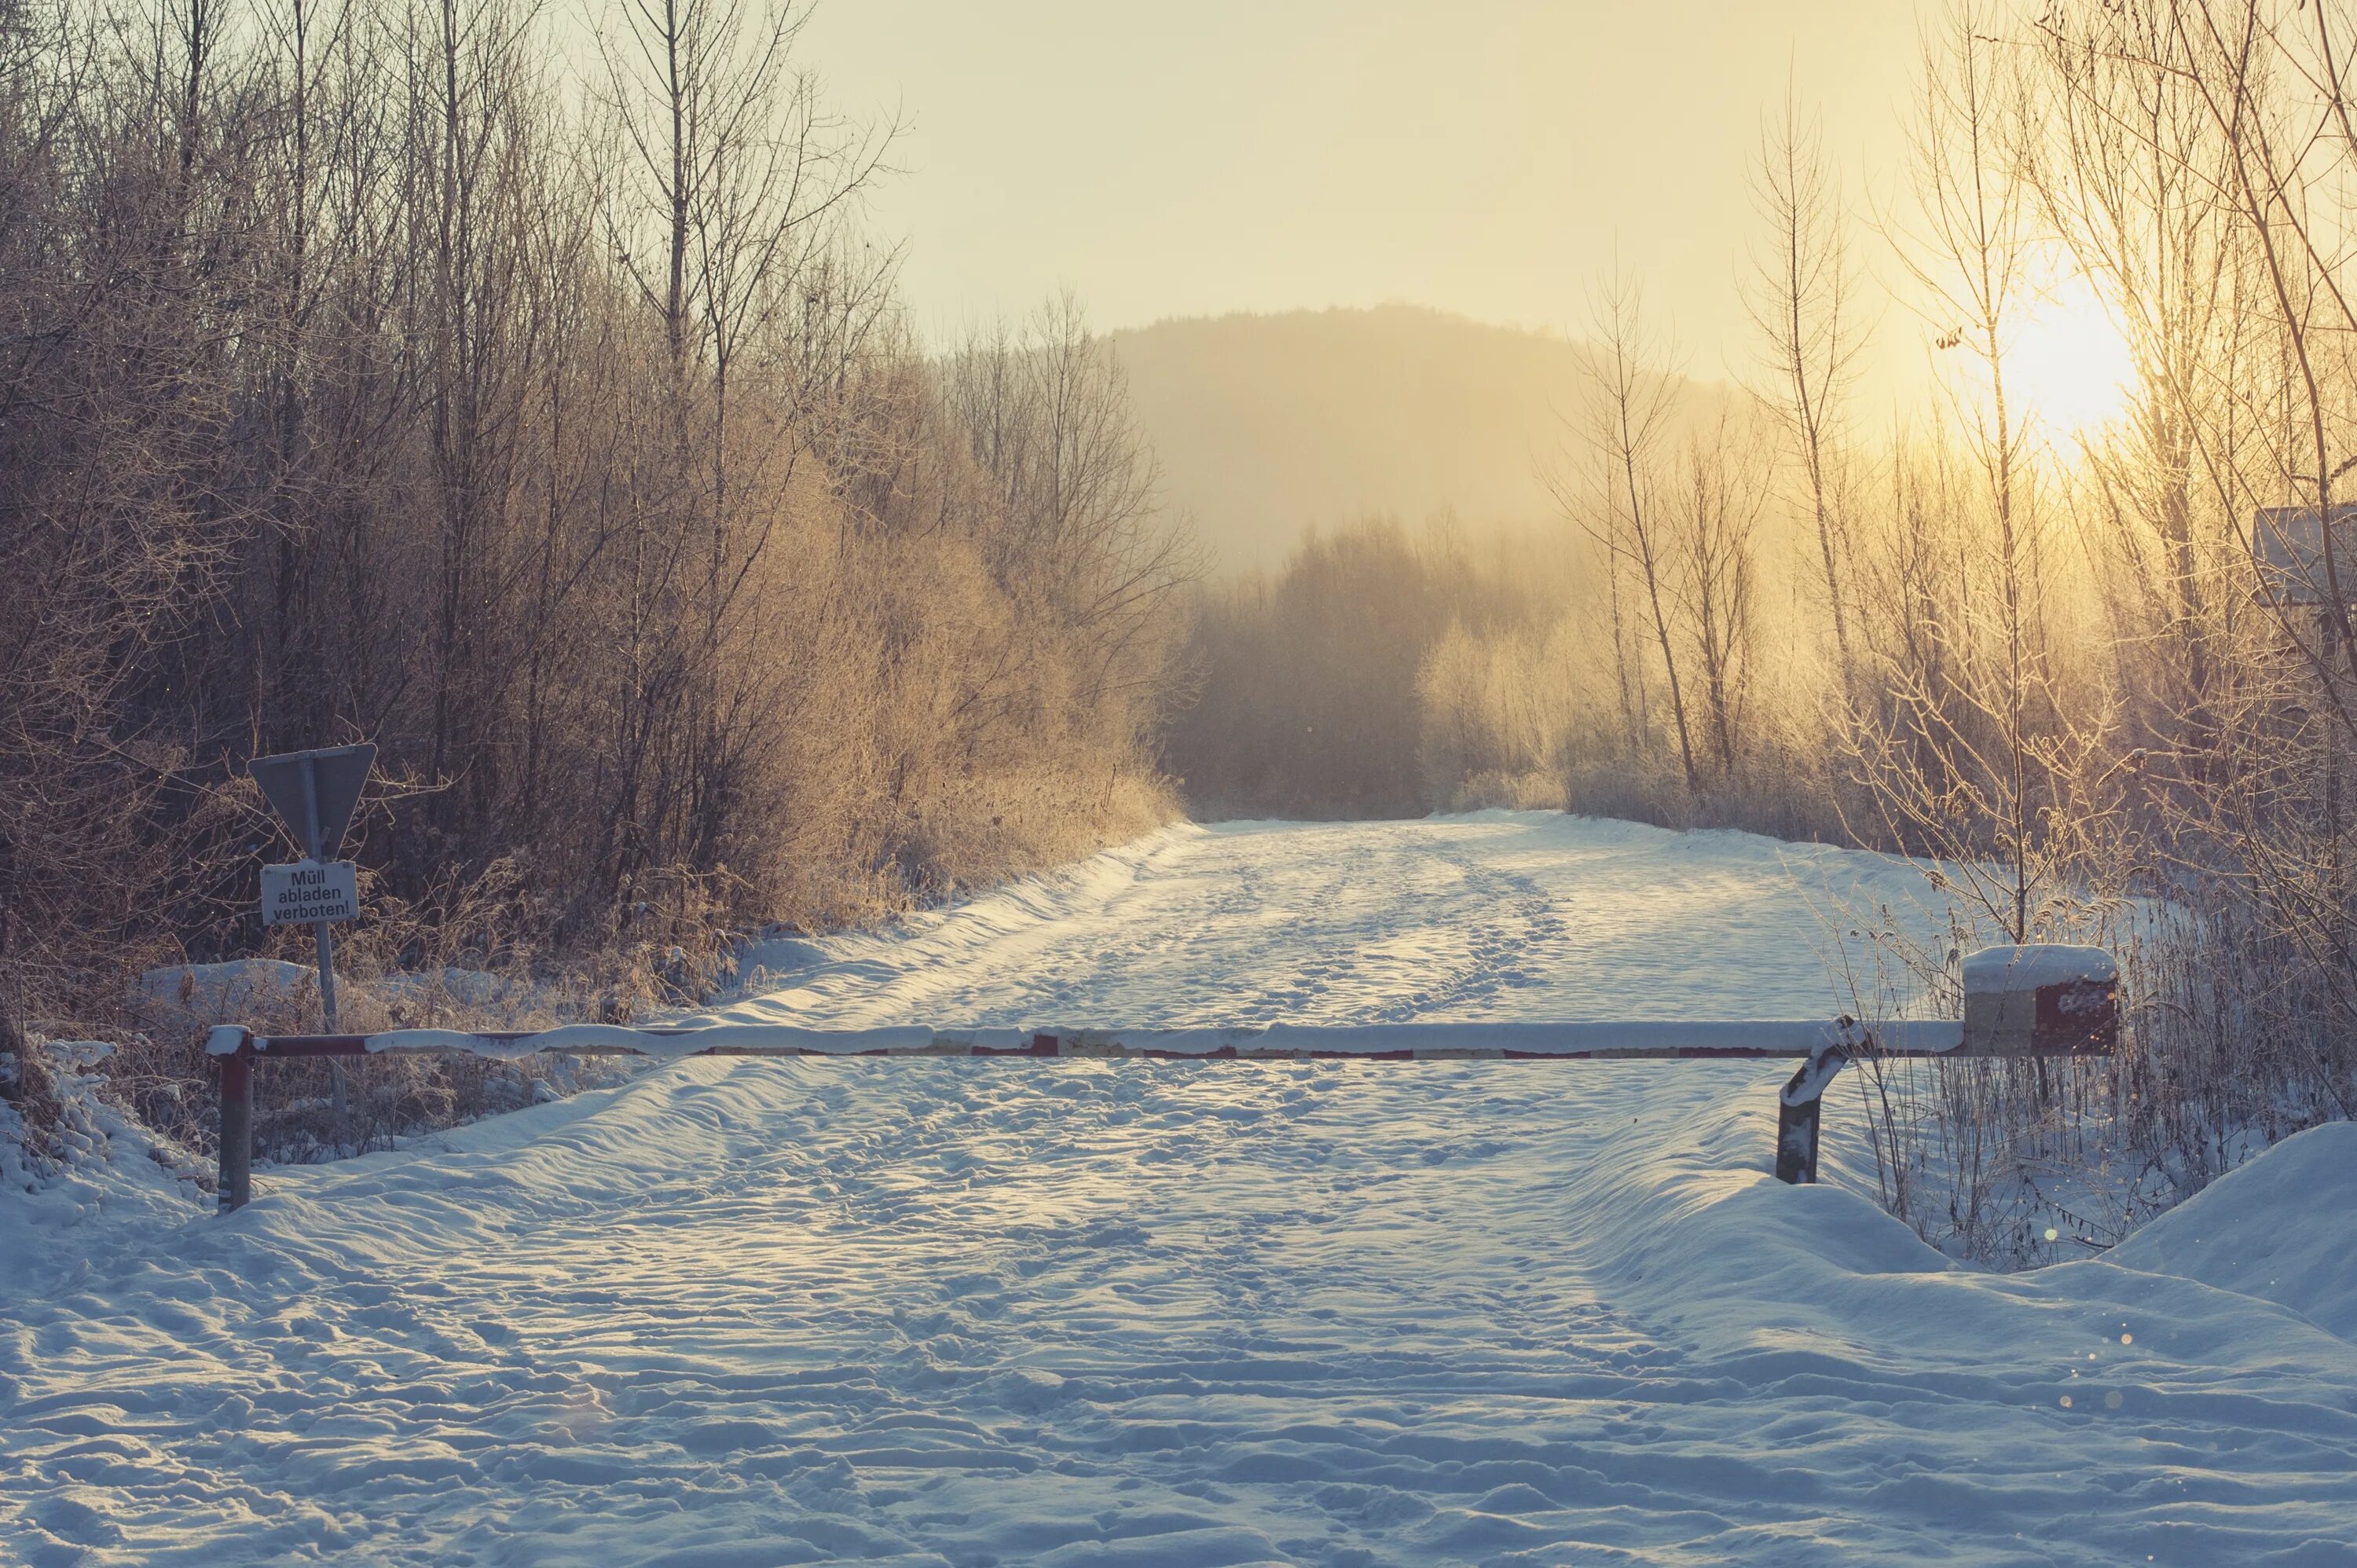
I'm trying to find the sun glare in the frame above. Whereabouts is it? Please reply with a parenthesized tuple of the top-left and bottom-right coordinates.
(2004, 271, 2140, 442)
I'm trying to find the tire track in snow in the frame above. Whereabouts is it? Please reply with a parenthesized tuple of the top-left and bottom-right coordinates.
(713, 813, 1905, 1032)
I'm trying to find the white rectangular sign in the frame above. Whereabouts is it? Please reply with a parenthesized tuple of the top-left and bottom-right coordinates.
(260, 859, 360, 926)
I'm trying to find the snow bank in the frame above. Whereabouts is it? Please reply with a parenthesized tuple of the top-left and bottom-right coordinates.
(142, 957, 543, 1029)
(1575, 1072, 2354, 1401)
(371, 965, 538, 1010)
(0, 1041, 211, 1299)
(132, 958, 317, 1024)
(2108, 1119, 2357, 1339)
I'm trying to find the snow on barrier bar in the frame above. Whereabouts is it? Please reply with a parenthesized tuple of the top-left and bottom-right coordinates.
(202, 945, 2119, 1210)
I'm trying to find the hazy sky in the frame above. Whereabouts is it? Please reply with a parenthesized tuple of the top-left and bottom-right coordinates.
(803, 1, 1928, 381)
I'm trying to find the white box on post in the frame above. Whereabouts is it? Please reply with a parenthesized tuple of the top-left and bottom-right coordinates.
(1960, 945, 2120, 1055)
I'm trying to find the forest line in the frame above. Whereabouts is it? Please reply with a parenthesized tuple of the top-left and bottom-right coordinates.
(0, 0, 1193, 1059)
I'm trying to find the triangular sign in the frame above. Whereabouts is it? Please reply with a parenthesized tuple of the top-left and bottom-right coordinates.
(250, 742, 376, 860)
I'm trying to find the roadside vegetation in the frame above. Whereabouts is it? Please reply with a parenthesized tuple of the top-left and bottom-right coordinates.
(1170, 0, 2357, 1263)
(0, 0, 1191, 1167)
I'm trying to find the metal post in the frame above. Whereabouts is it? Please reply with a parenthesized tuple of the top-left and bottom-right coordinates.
(1774, 1024, 1860, 1184)
(218, 1034, 254, 1212)
(1774, 1085, 1825, 1184)
(300, 755, 350, 1146)
(314, 921, 341, 1033)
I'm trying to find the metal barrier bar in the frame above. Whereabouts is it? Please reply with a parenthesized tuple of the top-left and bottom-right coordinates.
(202, 946, 2122, 1212)
(225, 1021, 1970, 1060)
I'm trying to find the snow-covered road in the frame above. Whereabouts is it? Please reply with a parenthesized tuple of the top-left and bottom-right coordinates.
(713, 814, 1926, 1031)
(6, 814, 2355, 1566)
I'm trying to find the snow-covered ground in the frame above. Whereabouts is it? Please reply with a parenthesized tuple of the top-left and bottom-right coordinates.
(5, 813, 2354, 1566)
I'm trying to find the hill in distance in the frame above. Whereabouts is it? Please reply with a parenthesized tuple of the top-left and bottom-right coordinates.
(1112, 305, 1727, 573)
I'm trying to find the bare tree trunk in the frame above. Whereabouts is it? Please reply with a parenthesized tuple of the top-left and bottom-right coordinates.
(1746, 79, 1862, 693)
(1571, 274, 1700, 794)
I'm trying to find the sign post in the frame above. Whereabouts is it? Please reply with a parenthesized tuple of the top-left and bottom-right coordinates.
(250, 742, 375, 1147)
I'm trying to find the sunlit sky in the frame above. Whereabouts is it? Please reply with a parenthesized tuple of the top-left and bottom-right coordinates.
(804, 0, 2135, 437)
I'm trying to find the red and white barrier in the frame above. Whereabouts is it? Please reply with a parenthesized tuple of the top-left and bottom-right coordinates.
(204, 946, 2121, 1208)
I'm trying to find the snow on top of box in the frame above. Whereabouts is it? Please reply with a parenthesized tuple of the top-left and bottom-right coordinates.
(1959, 943, 2117, 990)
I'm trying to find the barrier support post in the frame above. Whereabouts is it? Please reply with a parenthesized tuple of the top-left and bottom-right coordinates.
(1775, 1024, 1859, 1185)
(216, 1028, 254, 1213)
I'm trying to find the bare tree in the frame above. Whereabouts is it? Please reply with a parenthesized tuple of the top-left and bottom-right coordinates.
(1572, 272, 1700, 794)
(946, 295, 1198, 728)
(1674, 413, 1768, 777)
(592, 0, 893, 887)
(1745, 78, 1865, 691)
(1882, 1, 2055, 940)
(2033, 2, 2236, 727)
